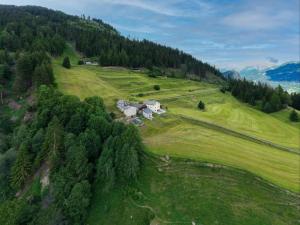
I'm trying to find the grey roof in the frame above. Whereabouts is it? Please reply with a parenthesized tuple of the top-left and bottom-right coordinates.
(144, 100, 159, 105)
(124, 106, 136, 110)
(130, 103, 143, 109)
(117, 100, 126, 104)
(143, 108, 152, 114)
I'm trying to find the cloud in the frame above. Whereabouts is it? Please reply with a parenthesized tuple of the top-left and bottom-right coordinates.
(222, 8, 295, 30)
(99, 0, 190, 17)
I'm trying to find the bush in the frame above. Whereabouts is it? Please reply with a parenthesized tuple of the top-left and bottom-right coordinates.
(137, 93, 144, 97)
(289, 110, 299, 122)
(109, 112, 116, 120)
(148, 74, 157, 78)
(62, 57, 71, 69)
(262, 102, 273, 113)
(220, 86, 226, 93)
(198, 101, 205, 110)
(153, 85, 160, 91)
(78, 60, 84, 65)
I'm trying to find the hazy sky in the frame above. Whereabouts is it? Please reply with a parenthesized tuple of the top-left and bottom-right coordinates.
(1, 0, 299, 70)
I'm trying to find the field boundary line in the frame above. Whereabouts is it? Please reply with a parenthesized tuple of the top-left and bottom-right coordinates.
(178, 115, 300, 155)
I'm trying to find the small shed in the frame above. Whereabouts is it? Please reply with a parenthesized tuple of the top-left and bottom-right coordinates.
(117, 100, 127, 112)
(143, 108, 153, 120)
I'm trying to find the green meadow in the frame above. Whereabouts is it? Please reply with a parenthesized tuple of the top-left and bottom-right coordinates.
(54, 46, 300, 192)
(87, 154, 300, 225)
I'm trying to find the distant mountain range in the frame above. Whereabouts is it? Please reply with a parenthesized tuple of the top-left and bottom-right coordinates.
(239, 62, 300, 83)
(265, 63, 300, 82)
(222, 70, 241, 80)
(222, 62, 300, 93)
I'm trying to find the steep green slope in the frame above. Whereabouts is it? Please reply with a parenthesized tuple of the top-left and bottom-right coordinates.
(87, 154, 300, 225)
(53, 46, 300, 192)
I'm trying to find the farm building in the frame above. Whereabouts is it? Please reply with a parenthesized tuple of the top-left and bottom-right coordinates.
(144, 100, 160, 113)
(85, 61, 99, 66)
(123, 106, 137, 117)
(117, 99, 165, 119)
(143, 108, 153, 120)
(117, 100, 127, 112)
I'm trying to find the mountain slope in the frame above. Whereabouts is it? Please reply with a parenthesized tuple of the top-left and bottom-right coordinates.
(0, 4, 223, 82)
(87, 154, 300, 225)
(54, 45, 300, 192)
(0, 5, 299, 225)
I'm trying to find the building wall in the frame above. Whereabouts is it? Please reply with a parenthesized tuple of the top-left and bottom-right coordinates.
(147, 102, 160, 112)
(143, 111, 152, 120)
(124, 107, 137, 117)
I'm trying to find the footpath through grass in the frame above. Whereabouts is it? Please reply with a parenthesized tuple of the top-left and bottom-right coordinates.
(53, 46, 300, 192)
(87, 155, 300, 225)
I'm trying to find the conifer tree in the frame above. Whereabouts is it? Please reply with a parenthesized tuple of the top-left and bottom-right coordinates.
(62, 57, 71, 69)
(198, 101, 205, 110)
(11, 143, 32, 189)
(64, 180, 91, 224)
(42, 117, 64, 170)
(289, 110, 299, 122)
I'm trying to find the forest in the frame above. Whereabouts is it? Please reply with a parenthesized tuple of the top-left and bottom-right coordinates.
(224, 78, 300, 114)
(0, 85, 143, 224)
(0, 5, 223, 81)
(0, 5, 143, 224)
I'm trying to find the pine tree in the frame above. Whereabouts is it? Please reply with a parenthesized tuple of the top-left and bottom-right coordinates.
(262, 102, 273, 113)
(62, 57, 71, 69)
(289, 110, 299, 122)
(198, 101, 205, 110)
(42, 117, 64, 170)
(31, 128, 45, 154)
(33, 63, 54, 88)
(65, 144, 90, 182)
(63, 180, 91, 224)
(96, 139, 115, 188)
(13, 53, 34, 92)
(79, 129, 101, 160)
(11, 143, 32, 189)
(115, 143, 139, 183)
(270, 93, 281, 111)
(153, 85, 160, 90)
(0, 84, 3, 104)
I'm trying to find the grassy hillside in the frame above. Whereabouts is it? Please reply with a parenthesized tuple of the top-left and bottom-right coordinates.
(87, 154, 300, 225)
(54, 46, 300, 192)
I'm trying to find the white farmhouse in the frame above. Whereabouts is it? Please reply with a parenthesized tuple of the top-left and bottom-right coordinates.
(123, 106, 137, 117)
(144, 100, 160, 113)
(143, 108, 153, 120)
(117, 100, 127, 112)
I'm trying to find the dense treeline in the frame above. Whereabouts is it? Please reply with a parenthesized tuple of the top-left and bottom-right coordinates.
(0, 86, 143, 224)
(290, 92, 300, 110)
(0, 48, 55, 97)
(0, 5, 223, 81)
(14, 52, 55, 92)
(0, 4, 63, 94)
(225, 78, 293, 113)
(0, 5, 145, 224)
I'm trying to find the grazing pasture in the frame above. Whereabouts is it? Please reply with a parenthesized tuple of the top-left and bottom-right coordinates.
(87, 155, 300, 225)
(54, 46, 300, 192)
